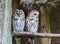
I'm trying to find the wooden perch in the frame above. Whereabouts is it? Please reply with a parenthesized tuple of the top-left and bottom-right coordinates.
(14, 32, 60, 38)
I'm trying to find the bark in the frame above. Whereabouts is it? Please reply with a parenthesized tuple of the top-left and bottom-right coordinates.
(3, 0, 12, 44)
(40, 6, 52, 44)
(0, 0, 5, 44)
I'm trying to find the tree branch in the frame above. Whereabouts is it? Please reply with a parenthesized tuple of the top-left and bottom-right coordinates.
(14, 32, 60, 38)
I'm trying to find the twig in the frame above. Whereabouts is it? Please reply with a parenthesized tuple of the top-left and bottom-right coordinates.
(14, 32, 60, 38)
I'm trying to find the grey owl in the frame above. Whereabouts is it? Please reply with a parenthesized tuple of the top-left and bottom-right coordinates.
(26, 10, 39, 33)
(13, 9, 25, 33)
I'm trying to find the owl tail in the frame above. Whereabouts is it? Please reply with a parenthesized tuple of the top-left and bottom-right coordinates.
(28, 37, 35, 44)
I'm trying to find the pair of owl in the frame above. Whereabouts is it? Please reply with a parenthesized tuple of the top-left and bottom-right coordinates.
(13, 9, 39, 34)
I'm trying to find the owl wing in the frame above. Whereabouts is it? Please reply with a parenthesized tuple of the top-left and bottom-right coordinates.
(26, 17, 31, 30)
(13, 17, 19, 33)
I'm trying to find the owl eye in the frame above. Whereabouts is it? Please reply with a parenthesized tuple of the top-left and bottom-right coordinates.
(20, 10, 23, 13)
(16, 13, 19, 16)
(34, 13, 36, 15)
(21, 11, 23, 12)
(20, 12, 23, 15)
(20, 10, 24, 15)
(16, 12, 19, 15)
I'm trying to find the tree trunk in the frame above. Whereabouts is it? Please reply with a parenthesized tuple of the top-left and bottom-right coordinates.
(0, 0, 5, 44)
(3, 0, 12, 44)
(40, 6, 52, 44)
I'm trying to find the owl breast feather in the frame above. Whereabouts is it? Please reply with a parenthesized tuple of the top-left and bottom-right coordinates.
(27, 18, 39, 33)
(13, 17, 25, 33)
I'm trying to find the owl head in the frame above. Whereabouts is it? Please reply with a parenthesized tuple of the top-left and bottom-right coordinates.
(20, 9, 25, 15)
(19, 9, 25, 17)
(14, 9, 25, 16)
(29, 10, 39, 17)
(14, 9, 20, 16)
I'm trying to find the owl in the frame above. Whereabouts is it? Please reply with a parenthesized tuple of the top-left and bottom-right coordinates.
(13, 9, 25, 33)
(26, 10, 39, 33)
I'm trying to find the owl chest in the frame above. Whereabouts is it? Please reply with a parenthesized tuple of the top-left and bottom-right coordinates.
(28, 18, 38, 23)
(14, 17, 21, 23)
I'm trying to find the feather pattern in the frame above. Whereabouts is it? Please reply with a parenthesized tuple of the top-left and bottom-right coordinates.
(26, 10, 39, 33)
(13, 9, 25, 33)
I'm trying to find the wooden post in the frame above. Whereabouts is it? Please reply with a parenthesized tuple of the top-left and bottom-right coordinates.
(40, 6, 52, 44)
(3, 0, 12, 44)
(12, 0, 20, 12)
(0, 0, 5, 44)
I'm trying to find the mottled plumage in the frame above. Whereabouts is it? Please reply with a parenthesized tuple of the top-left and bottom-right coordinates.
(13, 9, 25, 33)
(26, 10, 39, 33)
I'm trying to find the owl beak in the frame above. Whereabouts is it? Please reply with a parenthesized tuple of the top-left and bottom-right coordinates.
(18, 14, 20, 17)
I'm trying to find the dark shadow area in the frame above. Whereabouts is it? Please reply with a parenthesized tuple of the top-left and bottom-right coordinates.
(51, 3, 60, 44)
